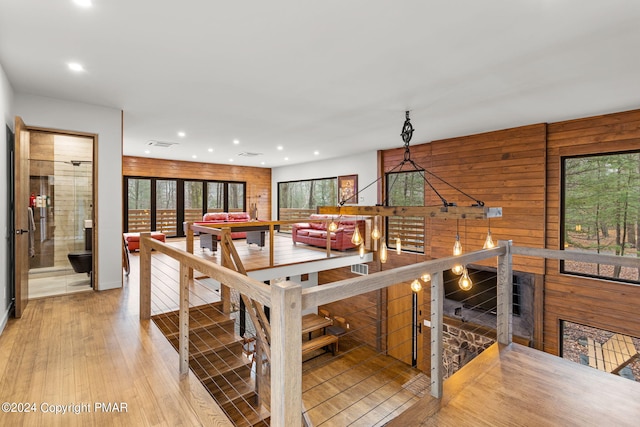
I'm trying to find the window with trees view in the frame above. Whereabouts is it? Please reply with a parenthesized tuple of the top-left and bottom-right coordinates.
(562, 152, 639, 283)
(278, 178, 337, 232)
(125, 177, 245, 237)
(386, 170, 425, 253)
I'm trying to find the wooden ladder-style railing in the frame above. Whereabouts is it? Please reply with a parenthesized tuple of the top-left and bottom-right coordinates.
(219, 228, 315, 427)
(219, 229, 273, 414)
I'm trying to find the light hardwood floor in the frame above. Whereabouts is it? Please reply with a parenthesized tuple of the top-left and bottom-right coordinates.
(0, 265, 231, 426)
(6, 235, 638, 426)
(389, 342, 640, 427)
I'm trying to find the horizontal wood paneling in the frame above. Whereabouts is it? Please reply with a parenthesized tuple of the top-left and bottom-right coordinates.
(123, 156, 271, 220)
(381, 124, 547, 276)
(544, 109, 640, 355)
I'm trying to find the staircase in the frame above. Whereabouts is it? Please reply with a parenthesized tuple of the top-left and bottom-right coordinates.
(152, 302, 271, 426)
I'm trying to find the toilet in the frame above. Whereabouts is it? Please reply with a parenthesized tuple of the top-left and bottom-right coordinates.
(67, 250, 92, 274)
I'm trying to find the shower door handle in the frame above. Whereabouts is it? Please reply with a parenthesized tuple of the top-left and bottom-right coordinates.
(16, 229, 29, 234)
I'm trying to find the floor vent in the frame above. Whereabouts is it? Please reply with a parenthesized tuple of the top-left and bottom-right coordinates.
(351, 263, 369, 275)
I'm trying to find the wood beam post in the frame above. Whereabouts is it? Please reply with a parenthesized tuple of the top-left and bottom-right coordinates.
(270, 280, 302, 427)
(269, 224, 275, 267)
(220, 227, 232, 314)
(139, 232, 151, 320)
(430, 271, 443, 399)
(179, 262, 190, 375)
(185, 221, 194, 279)
(497, 240, 513, 345)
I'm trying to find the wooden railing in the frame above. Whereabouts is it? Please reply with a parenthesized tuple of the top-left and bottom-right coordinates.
(138, 233, 638, 426)
(128, 208, 246, 234)
(278, 208, 316, 233)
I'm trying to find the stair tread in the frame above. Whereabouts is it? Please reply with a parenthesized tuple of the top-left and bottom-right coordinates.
(152, 304, 233, 336)
(206, 373, 257, 404)
(222, 399, 270, 427)
(164, 318, 235, 340)
(172, 328, 244, 355)
(192, 349, 253, 381)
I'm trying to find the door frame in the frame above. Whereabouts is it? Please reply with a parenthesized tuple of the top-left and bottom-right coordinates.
(6, 125, 15, 314)
(13, 119, 98, 313)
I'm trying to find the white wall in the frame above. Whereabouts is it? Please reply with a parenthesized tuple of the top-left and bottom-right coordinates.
(271, 151, 378, 218)
(0, 62, 15, 333)
(15, 93, 122, 291)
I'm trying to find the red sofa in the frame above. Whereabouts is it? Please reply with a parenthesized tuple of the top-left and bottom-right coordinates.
(195, 212, 251, 251)
(291, 214, 366, 251)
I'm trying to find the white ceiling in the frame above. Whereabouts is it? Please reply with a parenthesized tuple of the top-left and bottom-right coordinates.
(2, 0, 640, 168)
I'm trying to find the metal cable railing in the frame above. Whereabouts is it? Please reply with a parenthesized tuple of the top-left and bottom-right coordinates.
(137, 235, 639, 426)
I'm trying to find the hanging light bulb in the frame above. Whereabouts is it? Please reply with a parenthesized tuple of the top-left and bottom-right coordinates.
(328, 221, 338, 232)
(452, 264, 464, 275)
(421, 273, 431, 282)
(359, 242, 365, 258)
(411, 279, 422, 292)
(458, 267, 473, 291)
(396, 236, 402, 254)
(379, 240, 388, 263)
(371, 217, 381, 240)
(453, 234, 462, 256)
(483, 230, 495, 249)
(351, 226, 363, 246)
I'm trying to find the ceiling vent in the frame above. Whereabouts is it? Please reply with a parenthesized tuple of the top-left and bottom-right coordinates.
(147, 140, 179, 148)
(238, 152, 263, 157)
(351, 263, 369, 276)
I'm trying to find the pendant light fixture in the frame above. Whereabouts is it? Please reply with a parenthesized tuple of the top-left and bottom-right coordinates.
(395, 236, 402, 254)
(453, 220, 462, 256)
(328, 220, 338, 233)
(451, 264, 464, 275)
(371, 216, 381, 240)
(421, 273, 431, 282)
(411, 279, 422, 293)
(359, 242, 365, 258)
(351, 226, 363, 246)
(458, 267, 473, 291)
(483, 219, 495, 249)
(379, 239, 388, 263)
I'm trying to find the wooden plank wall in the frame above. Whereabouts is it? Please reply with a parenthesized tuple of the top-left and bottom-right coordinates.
(543, 109, 640, 355)
(122, 156, 272, 220)
(321, 111, 640, 363)
(425, 124, 548, 274)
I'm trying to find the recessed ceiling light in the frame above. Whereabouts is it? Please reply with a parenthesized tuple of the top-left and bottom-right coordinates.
(178, 131, 186, 138)
(233, 139, 240, 145)
(261, 162, 265, 165)
(313, 151, 319, 155)
(192, 155, 197, 159)
(208, 148, 214, 152)
(67, 62, 85, 72)
(144, 149, 150, 154)
(73, 0, 92, 8)
(277, 145, 283, 151)
(284, 157, 289, 161)
(229, 158, 234, 162)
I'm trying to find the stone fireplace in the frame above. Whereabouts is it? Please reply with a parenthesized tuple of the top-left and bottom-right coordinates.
(440, 265, 535, 377)
(442, 319, 495, 378)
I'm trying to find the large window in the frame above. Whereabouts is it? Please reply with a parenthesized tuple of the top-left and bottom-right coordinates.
(386, 170, 425, 253)
(184, 181, 204, 225)
(278, 178, 337, 231)
(127, 178, 151, 233)
(562, 152, 639, 283)
(156, 180, 177, 236)
(124, 177, 246, 236)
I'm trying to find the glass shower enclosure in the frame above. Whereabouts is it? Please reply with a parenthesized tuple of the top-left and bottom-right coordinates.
(28, 132, 93, 298)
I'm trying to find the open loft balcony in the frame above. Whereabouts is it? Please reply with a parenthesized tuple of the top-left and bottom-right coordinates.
(129, 231, 638, 426)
